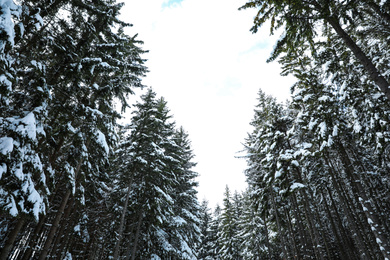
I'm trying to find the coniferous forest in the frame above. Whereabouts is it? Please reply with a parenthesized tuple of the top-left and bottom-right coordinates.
(1, 0, 390, 259)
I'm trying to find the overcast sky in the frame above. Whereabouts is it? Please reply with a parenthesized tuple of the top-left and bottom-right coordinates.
(121, 0, 295, 208)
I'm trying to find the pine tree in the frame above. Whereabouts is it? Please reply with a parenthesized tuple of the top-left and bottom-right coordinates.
(167, 126, 201, 259)
(197, 199, 215, 260)
(209, 205, 223, 259)
(218, 186, 243, 260)
(111, 89, 201, 259)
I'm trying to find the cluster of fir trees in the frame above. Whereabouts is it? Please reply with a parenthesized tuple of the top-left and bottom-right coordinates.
(196, 0, 390, 259)
(229, 0, 390, 259)
(197, 187, 276, 259)
(197, 188, 246, 260)
(0, 0, 201, 259)
(197, 78, 390, 260)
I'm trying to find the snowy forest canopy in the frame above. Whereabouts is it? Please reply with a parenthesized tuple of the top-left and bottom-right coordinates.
(1, 0, 390, 259)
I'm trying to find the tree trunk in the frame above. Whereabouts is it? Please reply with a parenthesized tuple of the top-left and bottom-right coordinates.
(325, 155, 371, 259)
(285, 207, 301, 259)
(336, 142, 390, 259)
(327, 17, 390, 99)
(51, 196, 76, 258)
(308, 191, 332, 260)
(291, 194, 312, 258)
(21, 215, 47, 260)
(321, 188, 350, 260)
(130, 212, 144, 260)
(263, 212, 272, 259)
(291, 165, 325, 259)
(327, 185, 360, 260)
(38, 137, 88, 260)
(38, 189, 71, 260)
(0, 218, 25, 260)
(113, 177, 133, 260)
(270, 189, 289, 259)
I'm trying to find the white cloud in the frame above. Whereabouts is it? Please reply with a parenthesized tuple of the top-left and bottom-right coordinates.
(121, 0, 295, 208)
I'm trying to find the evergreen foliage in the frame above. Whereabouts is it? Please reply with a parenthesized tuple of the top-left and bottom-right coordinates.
(2, 0, 390, 259)
(111, 88, 200, 259)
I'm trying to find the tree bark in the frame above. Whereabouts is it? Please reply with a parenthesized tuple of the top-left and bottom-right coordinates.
(327, 17, 390, 100)
(130, 212, 144, 260)
(38, 189, 71, 260)
(291, 194, 312, 258)
(285, 207, 301, 259)
(270, 189, 289, 259)
(0, 218, 25, 260)
(321, 188, 350, 260)
(326, 155, 371, 259)
(336, 142, 390, 259)
(113, 177, 134, 260)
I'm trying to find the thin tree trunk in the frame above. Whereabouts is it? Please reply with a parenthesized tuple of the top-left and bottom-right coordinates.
(305, 189, 332, 260)
(336, 142, 390, 259)
(123, 216, 137, 260)
(113, 177, 134, 260)
(291, 194, 312, 259)
(38, 137, 88, 260)
(130, 212, 143, 260)
(300, 190, 324, 260)
(270, 189, 289, 259)
(21, 215, 47, 260)
(38, 189, 71, 260)
(263, 212, 272, 259)
(285, 207, 301, 259)
(326, 155, 371, 259)
(0, 218, 25, 260)
(291, 164, 325, 260)
(52, 196, 76, 258)
(326, 185, 359, 260)
(327, 17, 390, 99)
(366, 1, 390, 25)
(320, 188, 350, 260)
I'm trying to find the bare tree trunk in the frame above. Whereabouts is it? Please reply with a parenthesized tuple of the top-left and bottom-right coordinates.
(270, 189, 289, 259)
(130, 212, 143, 260)
(0, 218, 25, 260)
(38, 189, 71, 260)
(291, 165, 325, 260)
(327, 17, 390, 99)
(38, 137, 87, 260)
(285, 207, 301, 259)
(291, 194, 312, 259)
(326, 155, 371, 259)
(336, 142, 390, 259)
(21, 216, 46, 260)
(263, 212, 272, 259)
(113, 177, 133, 260)
(52, 196, 76, 258)
(320, 188, 350, 260)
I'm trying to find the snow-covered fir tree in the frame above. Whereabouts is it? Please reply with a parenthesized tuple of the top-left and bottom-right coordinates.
(197, 199, 215, 260)
(111, 89, 200, 260)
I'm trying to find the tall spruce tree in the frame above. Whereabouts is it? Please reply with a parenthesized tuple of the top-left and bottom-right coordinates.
(218, 186, 243, 260)
(197, 199, 215, 260)
(111, 89, 200, 259)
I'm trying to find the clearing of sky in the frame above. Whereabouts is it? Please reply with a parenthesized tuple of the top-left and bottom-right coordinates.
(162, 0, 184, 8)
(120, 0, 295, 207)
